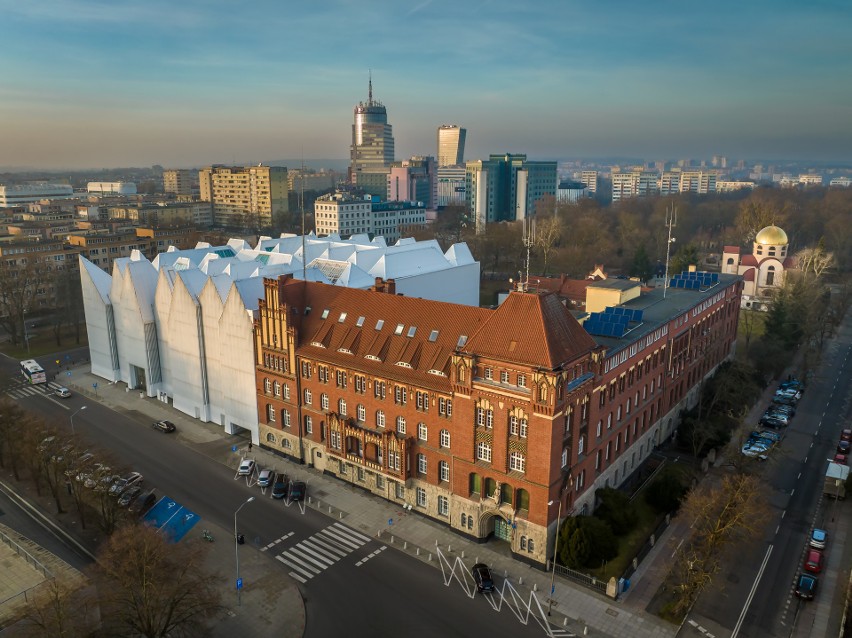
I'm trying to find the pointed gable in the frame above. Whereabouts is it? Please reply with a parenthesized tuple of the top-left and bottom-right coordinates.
(464, 291, 597, 369)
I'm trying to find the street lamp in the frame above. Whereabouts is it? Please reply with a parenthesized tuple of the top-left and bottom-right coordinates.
(234, 496, 255, 606)
(547, 497, 563, 616)
(22, 310, 30, 355)
(69, 406, 87, 434)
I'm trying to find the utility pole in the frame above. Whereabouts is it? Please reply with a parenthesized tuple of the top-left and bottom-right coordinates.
(663, 203, 677, 298)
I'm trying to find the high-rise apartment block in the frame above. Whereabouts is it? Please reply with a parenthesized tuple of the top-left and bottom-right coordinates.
(465, 154, 557, 232)
(350, 78, 395, 197)
(198, 165, 289, 228)
(611, 169, 659, 202)
(163, 169, 195, 196)
(437, 125, 466, 167)
(388, 157, 437, 209)
(580, 171, 598, 194)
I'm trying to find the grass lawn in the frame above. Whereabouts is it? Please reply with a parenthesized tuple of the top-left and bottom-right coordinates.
(0, 328, 87, 360)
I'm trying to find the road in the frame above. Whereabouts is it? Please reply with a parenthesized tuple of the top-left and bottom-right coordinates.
(684, 318, 852, 637)
(0, 350, 549, 638)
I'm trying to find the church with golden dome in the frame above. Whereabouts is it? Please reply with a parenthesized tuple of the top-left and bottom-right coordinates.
(721, 225, 795, 310)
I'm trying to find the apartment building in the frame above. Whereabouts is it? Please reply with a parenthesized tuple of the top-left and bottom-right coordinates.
(255, 271, 742, 566)
(163, 169, 195, 196)
(314, 192, 426, 243)
(199, 165, 289, 228)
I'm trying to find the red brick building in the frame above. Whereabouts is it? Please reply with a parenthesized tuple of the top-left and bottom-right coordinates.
(254, 271, 742, 566)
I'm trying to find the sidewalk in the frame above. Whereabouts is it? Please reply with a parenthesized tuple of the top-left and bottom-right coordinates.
(64, 366, 679, 638)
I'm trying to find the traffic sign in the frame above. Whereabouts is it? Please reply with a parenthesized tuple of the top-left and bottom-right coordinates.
(236, 578, 243, 590)
(93, 382, 98, 389)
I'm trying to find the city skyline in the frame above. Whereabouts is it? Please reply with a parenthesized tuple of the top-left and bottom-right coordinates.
(1, 0, 850, 170)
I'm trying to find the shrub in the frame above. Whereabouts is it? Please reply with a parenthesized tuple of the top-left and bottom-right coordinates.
(646, 466, 689, 513)
(558, 516, 619, 569)
(594, 487, 638, 535)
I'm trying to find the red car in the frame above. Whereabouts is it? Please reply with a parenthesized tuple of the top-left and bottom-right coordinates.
(835, 454, 848, 465)
(804, 549, 824, 574)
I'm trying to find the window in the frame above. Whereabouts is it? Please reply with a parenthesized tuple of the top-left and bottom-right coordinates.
(484, 367, 493, 380)
(282, 409, 291, 427)
(439, 460, 449, 482)
(476, 442, 492, 462)
(264, 378, 271, 393)
(418, 423, 428, 441)
(338, 399, 347, 416)
(321, 393, 329, 410)
(301, 362, 311, 378)
(461, 513, 467, 527)
(520, 536, 527, 550)
(318, 366, 329, 383)
(273, 381, 281, 396)
(509, 452, 526, 473)
(438, 495, 449, 516)
(596, 420, 602, 437)
(304, 416, 313, 434)
(517, 374, 526, 388)
(376, 410, 386, 428)
(396, 416, 406, 434)
(440, 429, 451, 448)
(375, 381, 386, 399)
(519, 417, 528, 438)
(578, 435, 585, 455)
(476, 406, 493, 428)
(510, 415, 519, 435)
(304, 389, 312, 405)
(500, 370, 509, 383)
(330, 431, 340, 449)
(357, 404, 366, 422)
(528, 538, 534, 552)
(336, 370, 347, 388)
(416, 487, 427, 507)
(561, 448, 568, 468)
(394, 386, 407, 405)
(283, 384, 290, 400)
(416, 391, 429, 411)
(267, 404, 275, 422)
(389, 450, 400, 470)
(417, 453, 427, 474)
(376, 475, 384, 489)
(354, 375, 366, 394)
(395, 481, 404, 498)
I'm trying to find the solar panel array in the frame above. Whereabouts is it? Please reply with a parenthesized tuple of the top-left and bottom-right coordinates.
(669, 271, 719, 290)
(584, 306, 644, 338)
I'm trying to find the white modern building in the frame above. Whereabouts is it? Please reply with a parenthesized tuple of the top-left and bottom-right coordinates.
(0, 183, 75, 206)
(80, 233, 480, 443)
(314, 192, 426, 243)
(86, 182, 137, 195)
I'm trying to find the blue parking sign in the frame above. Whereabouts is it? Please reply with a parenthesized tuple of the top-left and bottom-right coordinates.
(236, 578, 243, 590)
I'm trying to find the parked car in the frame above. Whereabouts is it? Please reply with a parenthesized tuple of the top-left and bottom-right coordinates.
(762, 411, 789, 425)
(772, 395, 797, 407)
(841, 428, 852, 442)
(152, 420, 176, 433)
(118, 486, 143, 507)
(795, 573, 818, 600)
(770, 404, 796, 416)
(238, 458, 256, 476)
(751, 430, 781, 443)
(779, 379, 803, 393)
(129, 490, 157, 516)
(55, 387, 72, 398)
(472, 563, 495, 593)
(810, 528, 827, 550)
(272, 475, 289, 499)
(838, 441, 851, 455)
(289, 481, 306, 502)
(834, 454, 848, 465)
(804, 549, 824, 574)
(760, 416, 786, 430)
(257, 469, 275, 488)
(109, 471, 143, 496)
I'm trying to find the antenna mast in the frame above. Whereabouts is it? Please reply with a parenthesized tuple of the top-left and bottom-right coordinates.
(368, 69, 372, 104)
(519, 217, 535, 292)
(301, 152, 306, 282)
(663, 203, 677, 299)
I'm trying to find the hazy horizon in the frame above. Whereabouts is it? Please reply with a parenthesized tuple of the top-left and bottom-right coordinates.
(2, 0, 850, 169)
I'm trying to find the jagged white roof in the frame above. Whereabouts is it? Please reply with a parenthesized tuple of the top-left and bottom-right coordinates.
(79, 255, 113, 304)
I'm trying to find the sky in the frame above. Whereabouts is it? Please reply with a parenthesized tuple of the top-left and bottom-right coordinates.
(1, 0, 850, 170)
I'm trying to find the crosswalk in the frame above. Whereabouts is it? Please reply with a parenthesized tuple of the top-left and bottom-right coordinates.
(4, 379, 63, 400)
(274, 522, 372, 584)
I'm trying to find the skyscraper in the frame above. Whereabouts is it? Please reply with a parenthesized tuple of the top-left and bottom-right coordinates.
(350, 76, 394, 196)
(437, 125, 466, 167)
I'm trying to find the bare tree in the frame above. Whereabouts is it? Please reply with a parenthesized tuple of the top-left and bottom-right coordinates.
(14, 576, 98, 638)
(535, 214, 562, 276)
(735, 200, 785, 243)
(796, 240, 834, 279)
(0, 251, 48, 347)
(0, 398, 29, 479)
(94, 524, 223, 638)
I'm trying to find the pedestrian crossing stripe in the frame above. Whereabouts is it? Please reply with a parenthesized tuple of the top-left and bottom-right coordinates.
(261, 531, 294, 552)
(355, 545, 387, 567)
(275, 522, 370, 583)
(5, 381, 63, 399)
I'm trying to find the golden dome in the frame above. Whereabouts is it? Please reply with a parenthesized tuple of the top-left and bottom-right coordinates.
(755, 225, 788, 246)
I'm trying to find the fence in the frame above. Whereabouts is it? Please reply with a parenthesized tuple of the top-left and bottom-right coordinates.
(0, 527, 55, 613)
(551, 561, 609, 594)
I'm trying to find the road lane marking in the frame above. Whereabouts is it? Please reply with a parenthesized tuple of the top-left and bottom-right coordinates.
(732, 545, 773, 638)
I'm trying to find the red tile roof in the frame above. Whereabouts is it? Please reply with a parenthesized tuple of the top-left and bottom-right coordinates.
(723, 245, 741, 254)
(464, 291, 597, 369)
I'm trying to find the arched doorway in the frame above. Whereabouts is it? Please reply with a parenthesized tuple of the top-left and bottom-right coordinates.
(479, 510, 512, 544)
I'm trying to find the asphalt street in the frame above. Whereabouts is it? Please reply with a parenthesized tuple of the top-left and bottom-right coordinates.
(0, 352, 547, 638)
(685, 317, 852, 637)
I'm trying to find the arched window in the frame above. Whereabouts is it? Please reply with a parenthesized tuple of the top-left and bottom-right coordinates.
(469, 473, 481, 496)
(500, 483, 512, 505)
(726, 257, 734, 265)
(266, 432, 276, 443)
(516, 488, 530, 511)
(484, 477, 497, 499)
(528, 538, 534, 552)
(461, 513, 467, 527)
(520, 536, 527, 550)
(766, 265, 776, 286)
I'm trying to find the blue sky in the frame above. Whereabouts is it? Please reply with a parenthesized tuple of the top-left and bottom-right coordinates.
(1, 0, 850, 169)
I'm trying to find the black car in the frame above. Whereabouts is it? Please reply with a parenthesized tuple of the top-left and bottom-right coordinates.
(795, 573, 818, 599)
(152, 420, 176, 433)
(839, 440, 851, 454)
(289, 481, 306, 502)
(760, 416, 786, 429)
(272, 475, 289, 499)
(129, 490, 157, 516)
(472, 563, 495, 593)
(118, 485, 143, 507)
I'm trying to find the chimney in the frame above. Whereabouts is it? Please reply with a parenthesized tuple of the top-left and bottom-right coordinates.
(386, 278, 396, 295)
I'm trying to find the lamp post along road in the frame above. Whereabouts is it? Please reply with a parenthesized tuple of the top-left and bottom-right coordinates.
(235, 496, 255, 606)
(547, 498, 563, 616)
(69, 406, 87, 434)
